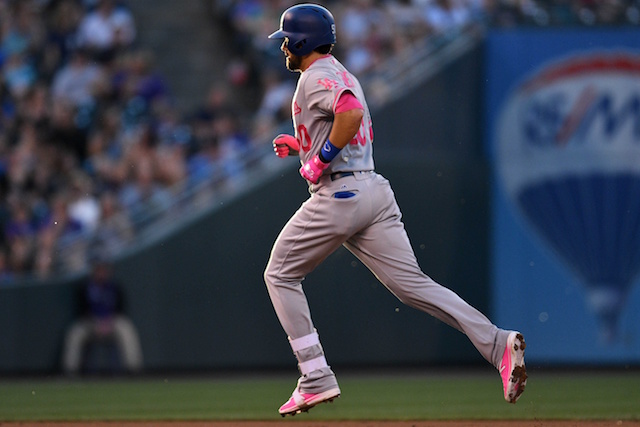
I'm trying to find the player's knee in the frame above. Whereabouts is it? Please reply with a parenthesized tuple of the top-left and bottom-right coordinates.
(264, 266, 303, 292)
(263, 266, 273, 287)
(384, 281, 422, 309)
(264, 265, 282, 289)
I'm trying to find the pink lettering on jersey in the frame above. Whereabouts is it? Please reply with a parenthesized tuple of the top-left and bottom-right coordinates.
(337, 71, 355, 88)
(297, 124, 312, 152)
(293, 101, 302, 116)
(317, 78, 340, 90)
(350, 117, 373, 146)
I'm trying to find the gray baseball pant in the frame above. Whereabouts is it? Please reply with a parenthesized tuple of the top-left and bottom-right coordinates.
(264, 171, 509, 393)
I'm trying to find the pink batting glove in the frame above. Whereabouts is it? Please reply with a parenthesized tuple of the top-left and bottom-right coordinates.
(272, 134, 300, 158)
(300, 154, 329, 184)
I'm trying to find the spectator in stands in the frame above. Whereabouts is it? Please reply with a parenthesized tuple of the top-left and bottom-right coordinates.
(2, 51, 38, 99)
(381, 1, 434, 58)
(68, 171, 101, 235)
(36, 191, 86, 276)
(189, 82, 240, 135)
(91, 190, 134, 258)
(6, 120, 39, 192)
(186, 82, 240, 188)
(62, 256, 143, 375)
(76, 0, 136, 62)
(252, 67, 294, 139)
(153, 105, 189, 188)
(115, 49, 169, 108)
(48, 98, 90, 164)
(213, 111, 251, 179)
(17, 82, 50, 127)
(51, 47, 106, 110)
(0, 1, 45, 97)
(335, 0, 386, 74)
(4, 198, 36, 276)
(186, 136, 223, 190)
(225, 0, 272, 55)
(1, 0, 46, 61)
(117, 125, 173, 224)
(41, 0, 85, 80)
(421, 0, 474, 34)
(0, 80, 17, 133)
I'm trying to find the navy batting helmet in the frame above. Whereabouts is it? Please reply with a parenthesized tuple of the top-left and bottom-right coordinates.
(268, 4, 336, 57)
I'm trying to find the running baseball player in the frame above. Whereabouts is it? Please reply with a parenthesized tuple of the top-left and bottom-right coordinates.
(264, 3, 527, 417)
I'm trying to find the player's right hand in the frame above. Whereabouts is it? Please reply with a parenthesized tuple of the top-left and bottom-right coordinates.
(273, 134, 300, 158)
(300, 154, 329, 184)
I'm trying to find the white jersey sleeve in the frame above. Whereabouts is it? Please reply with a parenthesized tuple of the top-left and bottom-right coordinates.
(293, 55, 375, 174)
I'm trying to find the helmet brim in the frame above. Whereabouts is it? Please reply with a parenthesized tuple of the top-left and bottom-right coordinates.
(268, 29, 286, 39)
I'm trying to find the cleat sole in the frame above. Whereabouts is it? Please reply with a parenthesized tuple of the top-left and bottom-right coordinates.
(279, 389, 341, 417)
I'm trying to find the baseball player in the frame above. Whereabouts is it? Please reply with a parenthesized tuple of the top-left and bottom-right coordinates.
(264, 3, 527, 417)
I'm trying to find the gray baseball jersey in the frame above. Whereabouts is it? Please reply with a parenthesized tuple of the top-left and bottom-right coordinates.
(292, 55, 374, 176)
(264, 54, 511, 395)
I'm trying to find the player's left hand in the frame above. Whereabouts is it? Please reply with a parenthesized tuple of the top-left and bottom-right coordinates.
(300, 154, 329, 184)
(273, 134, 299, 158)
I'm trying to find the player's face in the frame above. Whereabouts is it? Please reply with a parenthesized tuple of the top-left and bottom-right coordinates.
(281, 39, 302, 72)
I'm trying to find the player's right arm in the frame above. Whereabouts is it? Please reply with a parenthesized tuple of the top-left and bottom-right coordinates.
(300, 92, 364, 183)
(328, 103, 363, 150)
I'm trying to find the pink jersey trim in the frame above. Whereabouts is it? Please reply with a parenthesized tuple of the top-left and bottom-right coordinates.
(335, 92, 363, 113)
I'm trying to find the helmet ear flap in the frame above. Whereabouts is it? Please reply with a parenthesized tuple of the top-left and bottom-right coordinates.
(291, 39, 307, 53)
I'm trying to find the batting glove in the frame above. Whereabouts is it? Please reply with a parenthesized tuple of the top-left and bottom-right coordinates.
(300, 154, 329, 184)
(273, 134, 299, 158)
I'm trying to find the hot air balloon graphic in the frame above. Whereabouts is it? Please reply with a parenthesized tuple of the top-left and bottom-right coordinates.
(495, 52, 640, 342)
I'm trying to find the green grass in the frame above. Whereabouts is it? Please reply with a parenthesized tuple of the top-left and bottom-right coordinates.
(0, 369, 638, 421)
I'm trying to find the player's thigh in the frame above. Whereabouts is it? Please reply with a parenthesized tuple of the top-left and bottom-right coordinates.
(348, 217, 423, 284)
(266, 195, 348, 281)
(344, 181, 427, 297)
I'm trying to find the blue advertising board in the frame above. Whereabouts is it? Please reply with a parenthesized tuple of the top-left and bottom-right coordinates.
(485, 28, 640, 364)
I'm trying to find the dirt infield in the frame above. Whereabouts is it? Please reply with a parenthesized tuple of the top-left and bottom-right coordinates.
(1, 421, 639, 427)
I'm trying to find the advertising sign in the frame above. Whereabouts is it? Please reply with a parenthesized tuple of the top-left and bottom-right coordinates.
(485, 29, 640, 363)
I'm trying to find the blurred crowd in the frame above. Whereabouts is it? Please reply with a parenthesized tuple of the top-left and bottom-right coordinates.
(0, 0, 637, 284)
(0, 0, 256, 282)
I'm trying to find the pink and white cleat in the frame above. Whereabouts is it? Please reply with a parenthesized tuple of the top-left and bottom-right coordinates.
(278, 386, 341, 416)
(500, 331, 528, 403)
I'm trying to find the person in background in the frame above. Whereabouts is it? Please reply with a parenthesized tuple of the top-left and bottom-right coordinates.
(76, 0, 136, 62)
(62, 257, 142, 375)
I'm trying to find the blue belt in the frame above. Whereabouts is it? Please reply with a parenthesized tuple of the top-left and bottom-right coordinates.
(330, 171, 355, 181)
